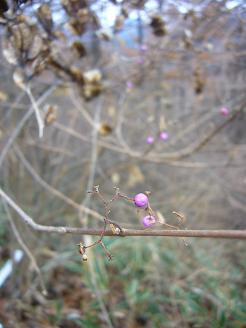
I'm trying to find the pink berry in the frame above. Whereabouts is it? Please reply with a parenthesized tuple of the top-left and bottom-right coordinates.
(126, 81, 133, 89)
(146, 136, 155, 144)
(159, 131, 169, 141)
(142, 215, 156, 227)
(220, 107, 229, 116)
(140, 44, 148, 52)
(137, 57, 144, 65)
(134, 193, 148, 208)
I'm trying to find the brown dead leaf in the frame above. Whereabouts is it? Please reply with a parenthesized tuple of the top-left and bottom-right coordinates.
(43, 104, 57, 125)
(156, 210, 166, 224)
(127, 165, 144, 188)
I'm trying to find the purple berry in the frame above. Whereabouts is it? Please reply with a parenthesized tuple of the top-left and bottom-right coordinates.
(140, 44, 148, 52)
(137, 57, 144, 65)
(142, 215, 156, 227)
(220, 107, 229, 116)
(159, 131, 169, 141)
(134, 193, 148, 208)
(146, 136, 155, 144)
(126, 81, 133, 89)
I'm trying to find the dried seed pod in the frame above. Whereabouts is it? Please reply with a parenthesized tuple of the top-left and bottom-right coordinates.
(150, 14, 167, 36)
(83, 83, 103, 100)
(77, 8, 90, 26)
(71, 41, 87, 57)
(31, 53, 48, 76)
(70, 66, 84, 83)
(28, 34, 43, 60)
(3, 20, 42, 65)
(98, 123, 113, 136)
(62, 0, 88, 16)
(12, 22, 33, 53)
(68, 8, 90, 35)
(150, 14, 163, 28)
(84, 69, 102, 83)
(44, 105, 57, 126)
(69, 18, 86, 35)
(193, 68, 205, 95)
(61, 0, 72, 15)
(2, 38, 18, 65)
(37, 4, 53, 32)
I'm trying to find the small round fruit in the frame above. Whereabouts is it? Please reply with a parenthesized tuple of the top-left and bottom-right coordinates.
(142, 215, 156, 227)
(220, 107, 229, 116)
(146, 136, 155, 144)
(159, 131, 169, 141)
(134, 193, 149, 208)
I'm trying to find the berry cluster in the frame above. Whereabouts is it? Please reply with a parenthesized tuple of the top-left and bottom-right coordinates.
(134, 193, 156, 227)
(78, 187, 184, 261)
(146, 131, 169, 145)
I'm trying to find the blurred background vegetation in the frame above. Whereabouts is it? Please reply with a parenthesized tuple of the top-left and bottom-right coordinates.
(0, 0, 245, 327)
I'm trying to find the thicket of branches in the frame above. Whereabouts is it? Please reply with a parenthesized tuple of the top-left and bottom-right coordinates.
(0, 0, 245, 268)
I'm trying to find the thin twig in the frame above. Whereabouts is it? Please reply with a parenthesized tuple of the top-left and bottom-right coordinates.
(0, 85, 56, 168)
(2, 200, 47, 295)
(25, 85, 45, 138)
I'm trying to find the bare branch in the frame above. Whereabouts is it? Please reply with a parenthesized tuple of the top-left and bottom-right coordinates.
(25, 85, 45, 138)
(0, 187, 245, 240)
